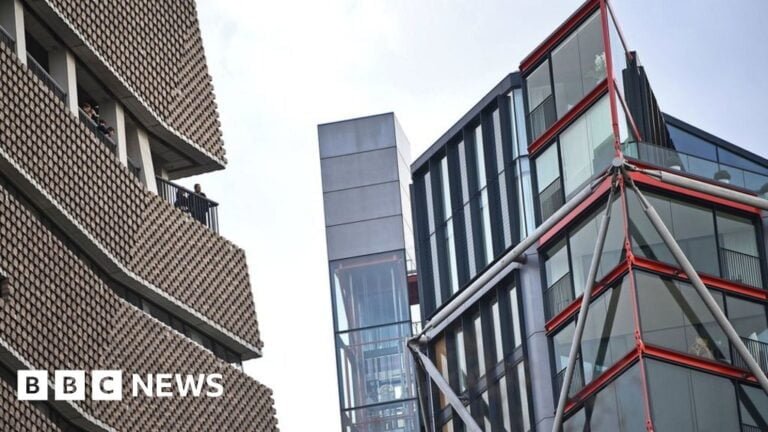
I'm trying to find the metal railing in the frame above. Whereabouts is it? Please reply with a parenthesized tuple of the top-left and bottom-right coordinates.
(527, 94, 556, 141)
(720, 247, 763, 289)
(742, 424, 767, 432)
(156, 177, 219, 233)
(0, 25, 14, 51)
(733, 337, 768, 374)
(539, 177, 564, 222)
(78, 108, 118, 154)
(544, 273, 573, 320)
(26, 53, 67, 103)
(623, 141, 768, 194)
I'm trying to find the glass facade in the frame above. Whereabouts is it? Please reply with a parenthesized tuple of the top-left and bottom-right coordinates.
(330, 251, 418, 431)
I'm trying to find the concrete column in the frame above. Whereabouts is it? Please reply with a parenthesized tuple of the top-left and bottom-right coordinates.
(99, 101, 127, 165)
(48, 49, 78, 115)
(126, 124, 157, 192)
(0, 0, 26, 64)
(519, 248, 555, 432)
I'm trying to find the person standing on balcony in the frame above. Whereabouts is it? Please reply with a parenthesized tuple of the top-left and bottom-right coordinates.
(191, 183, 209, 225)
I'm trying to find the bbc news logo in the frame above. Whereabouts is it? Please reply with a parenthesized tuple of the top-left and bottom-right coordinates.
(17, 370, 224, 401)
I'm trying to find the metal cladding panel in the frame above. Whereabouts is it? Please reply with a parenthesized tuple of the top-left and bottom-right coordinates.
(318, 113, 396, 159)
(0, 44, 260, 348)
(323, 181, 402, 227)
(0, 185, 278, 431)
(326, 215, 406, 261)
(41, 0, 226, 162)
(320, 147, 400, 193)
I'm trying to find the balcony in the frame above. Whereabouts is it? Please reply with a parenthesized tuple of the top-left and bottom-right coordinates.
(733, 337, 768, 376)
(623, 141, 768, 194)
(553, 356, 584, 398)
(26, 53, 67, 103)
(78, 108, 117, 154)
(720, 247, 763, 289)
(743, 424, 766, 432)
(545, 273, 573, 320)
(156, 177, 219, 233)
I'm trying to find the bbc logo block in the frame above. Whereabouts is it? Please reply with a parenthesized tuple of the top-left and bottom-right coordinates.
(17, 370, 123, 401)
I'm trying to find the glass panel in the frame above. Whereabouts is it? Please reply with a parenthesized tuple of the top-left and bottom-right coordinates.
(568, 195, 624, 298)
(552, 12, 605, 117)
(667, 125, 718, 161)
(499, 171, 512, 249)
(717, 211, 762, 288)
(493, 109, 505, 172)
(718, 147, 768, 176)
(479, 189, 494, 264)
(543, 239, 572, 319)
(580, 278, 634, 384)
(456, 327, 468, 393)
(331, 251, 409, 332)
(445, 221, 459, 295)
(474, 311, 486, 378)
(425, 171, 436, 233)
(738, 384, 768, 430)
(440, 157, 452, 221)
(430, 233, 442, 306)
(337, 323, 414, 409)
(517, 157, 536, 237)
(435, 335, 449, 409)
(560, 95, 613, 196)
(517, 363, 531, 432)
(526, 60, 555, 140)
(564, 363, 644, 432)
(514, 88, 529, 153)
(535, 144, 559, 193)
(497, 376, 512, 432)
(646, 359, 740, 432)
(341, 399, 419, 432)
(636, 271, 728, 362)
(475, 125, 487, 189)
(492, 299, 504, 363)
(627, 190, 719, 277)
(607, 7, 630, 109)
(727, 296, 768, 343)
(510, 286, 522, 349)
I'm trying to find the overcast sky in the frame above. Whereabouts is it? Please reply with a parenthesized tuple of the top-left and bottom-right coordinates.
(190, 1, 768, 430)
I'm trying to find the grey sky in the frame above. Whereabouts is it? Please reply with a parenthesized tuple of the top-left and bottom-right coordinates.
(190, 1, 768, 430)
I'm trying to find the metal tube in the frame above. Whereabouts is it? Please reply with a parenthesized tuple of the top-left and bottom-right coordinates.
(628, 179, 768, 395)
(418, 174, 608, 342)
(409, 343, 483, 432)
(551, 182, 616, 432)
(637, 167, 768, 211)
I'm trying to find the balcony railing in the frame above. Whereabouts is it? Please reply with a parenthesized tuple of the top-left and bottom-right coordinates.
(156, 177, 219, 233)
(545, 273, 573, 320)
(78, 108, 117, 154)
(26, 53, 67, 103)
(720, 247, 763, 289)
(539, 177, 564, 222)
(623, 141, 768, 194)
(733, 337, 768, 375)
(0, 25, 14, 51)
(742, 424, 767, 432)
(528, 94, 556, 142)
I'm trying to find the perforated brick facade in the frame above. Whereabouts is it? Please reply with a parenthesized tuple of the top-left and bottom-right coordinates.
(43, 0, 226, 161)
(0, 43, 259, 347)
(0, 182, 278, 431)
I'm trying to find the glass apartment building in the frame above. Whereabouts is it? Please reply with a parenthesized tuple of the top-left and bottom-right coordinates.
(407, 1, 768, 431)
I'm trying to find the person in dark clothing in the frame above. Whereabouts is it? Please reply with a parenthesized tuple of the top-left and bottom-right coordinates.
(97, 119, 109, 135)
(174, 189, 189, 213)
(106, 126, 115, 141)
(190, 183, 209, 225)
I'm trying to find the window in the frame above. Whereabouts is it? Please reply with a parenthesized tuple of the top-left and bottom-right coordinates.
(717, 211, 763, 288)
(627, 189, 764, 288)
(456, 327, 468, 393)
(535, 143, 562, 221)
(526, 60, 555, 140)
(636, 271, 728, 362)
(475, 126, 494, 264)
(331, 251, 409, 332)
(474, 311, 487, 378)
(552, 277, 633, 393)
(563, 363, 644, 432)
(440, 157, 459, 294)
(738, 384, 768, 430)
(509, 286, 523, 350)
(491, 299, 505, 364)
(551, 12, 606, 117)
(542, 196, 624, 319)
(459, 140, 477, 277)
(559, 95, 613, 196)
(646, 359, 740, 432)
